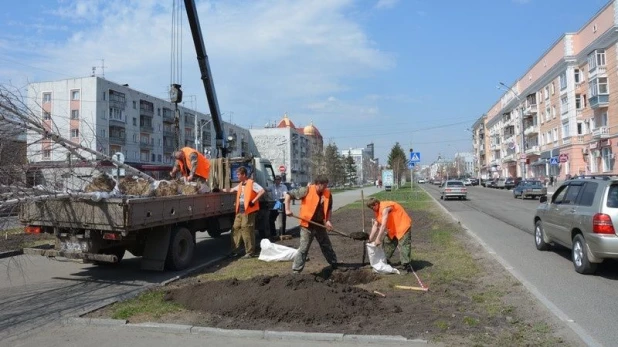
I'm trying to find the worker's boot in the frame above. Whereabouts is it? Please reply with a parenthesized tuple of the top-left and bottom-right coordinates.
(403, 263, 413, 273)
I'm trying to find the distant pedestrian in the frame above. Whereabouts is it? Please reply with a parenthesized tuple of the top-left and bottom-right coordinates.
(229, 166, 265, 258)
(285, 175, 338, 274)
(366, 197, 413, 273)
(268, 175, 288, 239)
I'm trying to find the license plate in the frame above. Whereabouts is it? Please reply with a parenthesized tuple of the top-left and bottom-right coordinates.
(61, 241, 88, 253)
(533, 189, 541, 192)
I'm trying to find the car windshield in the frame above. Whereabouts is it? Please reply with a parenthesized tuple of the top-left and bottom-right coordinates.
(447, 181, 464, 186)
(524, 181, 542, 187)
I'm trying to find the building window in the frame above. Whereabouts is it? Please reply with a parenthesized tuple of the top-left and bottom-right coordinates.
(575, 94, 582, 109)
(43, 111, 51, 120)
(574, 69, 580, 84)
(70, 129, 79, 138)
(71, 90, 80, 100)
(133, 101, 137, 109)
(157, 154, 162, 162)
(577, 122, 583, 135)
(102, 91, 106, 100)
(43, 150, 51, 159)
(588, 49, 606, 71)
(109, 108, 124, 122)
(602, 147, 613, 172)
(590, 77, 609, 96)
(100, 129, 106, 138)
(133, 134, 138, 143)
(133, 117, 137, 126)
(560, 96, 568, 114)
(550, 82, 555, 95)
(544, 86, 549, 99)
(553, 128, 558, 142)
(562, 123, 569, 138)
(552, 106, 556, 119)
(71, 110, 79, 119)
(151, 153, 156, 162)
(559, 72, 567, 90)
(42, 93, 51, 103)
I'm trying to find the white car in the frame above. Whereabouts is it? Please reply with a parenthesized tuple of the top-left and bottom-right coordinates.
(440, 180, 467, 200)
(463, 179, 472, 186)
(417, 178, 426, 184)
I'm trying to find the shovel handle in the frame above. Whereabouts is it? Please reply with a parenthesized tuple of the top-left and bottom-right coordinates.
(289, 214, 351, 239)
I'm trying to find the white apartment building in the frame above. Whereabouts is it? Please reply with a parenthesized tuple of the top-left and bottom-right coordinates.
(27, 76, 252, 186)
(340, 147, 373, 185)
(250, 114, 323, 185)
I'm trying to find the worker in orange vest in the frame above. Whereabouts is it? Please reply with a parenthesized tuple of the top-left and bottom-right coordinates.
(284, 175, 337, 274)
(366, 197, 413, 273)
(170, 147, 210, 183)
(229, 166, 265, 258)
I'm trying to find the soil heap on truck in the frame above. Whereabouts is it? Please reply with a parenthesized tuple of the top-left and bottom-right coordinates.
(20, 0, 277, 271)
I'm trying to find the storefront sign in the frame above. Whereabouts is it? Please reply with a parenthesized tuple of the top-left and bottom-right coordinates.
(601, 139, 612, 147)
(589, 141, 599, 149)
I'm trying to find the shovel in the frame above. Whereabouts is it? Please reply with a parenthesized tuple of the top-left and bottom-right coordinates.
(289, 214, 369, 241)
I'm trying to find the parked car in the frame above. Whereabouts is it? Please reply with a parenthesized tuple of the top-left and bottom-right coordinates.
(440, 180, 467, 200)
(534, 177, 618, 274)
(469, 178, 479, 186)
(485, 178, 498, 188)
(463, 178, 472, 186)
(417, 178, 426, 184)
(513, 180, 547, 199)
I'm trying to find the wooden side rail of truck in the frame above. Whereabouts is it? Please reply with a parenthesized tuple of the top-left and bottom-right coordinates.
(20, 192, 236, 271)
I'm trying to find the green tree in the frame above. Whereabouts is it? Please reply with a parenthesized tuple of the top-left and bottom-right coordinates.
(324, 143, 345, 185)
(387, 142, 407, 185)
(344, 152, 357, 185)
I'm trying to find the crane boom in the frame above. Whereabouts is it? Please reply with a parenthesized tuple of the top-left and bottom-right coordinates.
(183, 0, 227, 158)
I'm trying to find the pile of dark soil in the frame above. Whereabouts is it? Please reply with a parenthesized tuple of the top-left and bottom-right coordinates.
(83, 173, 116, 193)
(166, 271, 388, 326)
(118, 176, 153, 196)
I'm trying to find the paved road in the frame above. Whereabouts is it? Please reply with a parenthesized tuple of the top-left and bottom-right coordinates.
(423, 183, 616, 347)
(0, 186, 387, 345)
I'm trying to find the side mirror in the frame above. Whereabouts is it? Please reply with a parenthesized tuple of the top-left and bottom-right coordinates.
(539, 195, 548, 203)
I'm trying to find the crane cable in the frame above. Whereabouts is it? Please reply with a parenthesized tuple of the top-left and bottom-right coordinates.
(171, 0, 183, 151)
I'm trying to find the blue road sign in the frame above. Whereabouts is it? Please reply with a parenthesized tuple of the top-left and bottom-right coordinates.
(410, 152, 421, 162)
(407, 161, 415, 169)
(549, 157, 559, 165)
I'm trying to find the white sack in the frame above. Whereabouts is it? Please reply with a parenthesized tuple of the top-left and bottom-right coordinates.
(258, 239, 297, 262)
(366, 242, 400, 275)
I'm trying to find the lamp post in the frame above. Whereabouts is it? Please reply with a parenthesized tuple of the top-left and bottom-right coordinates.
(195, 115, 212, 154)
(499, 82, 526, 179)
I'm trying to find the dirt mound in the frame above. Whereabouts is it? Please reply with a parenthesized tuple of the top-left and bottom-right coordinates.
(83, 173, 116, 193)
(118, 176, 153, 196)
(154, 180, 179, 197)
(178, 181, 199, 195)
(166, 272, 391, 325)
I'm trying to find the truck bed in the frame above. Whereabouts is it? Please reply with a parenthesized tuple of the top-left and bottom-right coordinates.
(19, 192, 236, 232)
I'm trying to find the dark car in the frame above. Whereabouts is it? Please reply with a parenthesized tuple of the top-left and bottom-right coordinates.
(469, 178, 480, 186)
(513, 180, 547, 199)
(504, 177, 516, 190)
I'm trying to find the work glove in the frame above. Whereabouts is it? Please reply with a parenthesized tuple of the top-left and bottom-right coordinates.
(248, 201, 255, 207)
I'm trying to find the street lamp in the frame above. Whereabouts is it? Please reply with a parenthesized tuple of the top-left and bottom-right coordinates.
(195, 115, 212, 154)
(498, 82, 526, 179)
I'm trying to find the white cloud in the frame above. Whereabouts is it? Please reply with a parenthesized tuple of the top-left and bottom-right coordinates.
(1, 0, 397, 147)
(375, 0, 400, 10)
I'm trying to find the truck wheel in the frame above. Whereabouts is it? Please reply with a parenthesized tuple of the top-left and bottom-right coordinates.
(166, 227, 194, 271)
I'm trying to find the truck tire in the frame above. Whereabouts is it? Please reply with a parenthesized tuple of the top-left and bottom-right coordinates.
(166, 227, 194, 271)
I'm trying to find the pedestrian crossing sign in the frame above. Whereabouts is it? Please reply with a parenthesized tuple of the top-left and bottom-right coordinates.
(410, 152, 421, 162)
(549, 157, 559, 165)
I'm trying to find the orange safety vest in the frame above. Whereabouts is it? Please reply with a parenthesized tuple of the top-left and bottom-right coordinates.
(177, 147, 210, 179)
(235, 179, 260, 214)
(299, 185, 331, 228)
(375, 201, 412, 240)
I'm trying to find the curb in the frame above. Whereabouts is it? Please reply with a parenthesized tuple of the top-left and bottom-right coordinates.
(0, 250, 23, 259)
(65, 318, 424, 344)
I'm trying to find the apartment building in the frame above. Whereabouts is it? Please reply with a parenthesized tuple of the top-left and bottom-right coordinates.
(27, 76, 251, 186)
(473, 1, 618, 180)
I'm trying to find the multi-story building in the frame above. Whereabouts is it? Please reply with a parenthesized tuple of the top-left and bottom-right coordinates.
(250, 114, 322, 185)
(27, 76, 253, 187)
(340, 147, 373, 185)
(474, 1, 618, 180)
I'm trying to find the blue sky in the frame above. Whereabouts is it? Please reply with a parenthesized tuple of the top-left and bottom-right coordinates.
(0, 0, 611, 164)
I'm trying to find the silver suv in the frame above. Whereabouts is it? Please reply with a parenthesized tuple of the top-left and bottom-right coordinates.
(534, 177, 618, 274)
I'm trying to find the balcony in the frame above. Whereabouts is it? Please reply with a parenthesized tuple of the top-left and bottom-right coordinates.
(163, 113, 175, 123)
(163, 129, 174, 137)
(502, 154, 515, 163)
(525, 145, 540, 155)
(139, 141, 154, 150)
(109, 118, 125, 126)
(590, 94, 609, 109)
(140, 125, 154, 132)
(592, 126, 610, 139)
(576, 109, 583, 117)
(109, 134, 125, 145)
(588, 65, 607, 80)
(163, 144, 175, 152)
(523, 103, 537, 116)
(524, 125, 539, 136)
